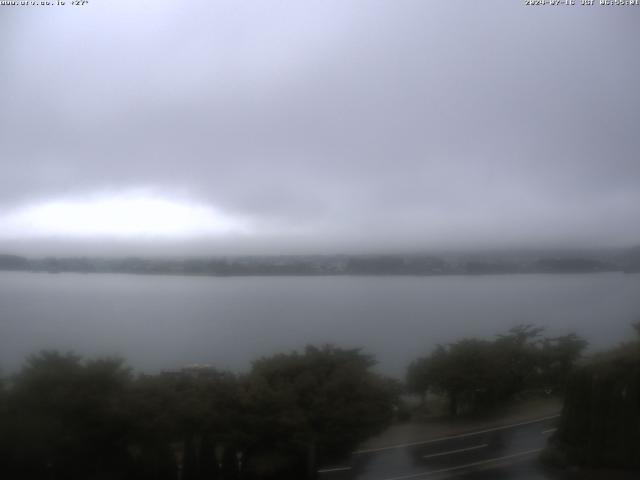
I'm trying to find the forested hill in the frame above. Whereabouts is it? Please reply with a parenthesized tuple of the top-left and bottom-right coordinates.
(0, 248, 638, 276)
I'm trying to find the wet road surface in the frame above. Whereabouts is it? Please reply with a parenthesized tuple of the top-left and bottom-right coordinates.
(318, 415, 563, 480)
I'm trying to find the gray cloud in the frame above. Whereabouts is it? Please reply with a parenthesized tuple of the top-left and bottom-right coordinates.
(1, 0, 639, 254)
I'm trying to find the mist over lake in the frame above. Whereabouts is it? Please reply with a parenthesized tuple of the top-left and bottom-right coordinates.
(1, 271, 638, 378)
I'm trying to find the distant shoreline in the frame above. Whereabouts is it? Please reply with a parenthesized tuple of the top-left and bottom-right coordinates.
(1, 270, 634, 277)
(1, 251, 638, 278)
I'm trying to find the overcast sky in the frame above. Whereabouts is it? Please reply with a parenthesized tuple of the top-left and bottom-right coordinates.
(1, 0, 639, 255)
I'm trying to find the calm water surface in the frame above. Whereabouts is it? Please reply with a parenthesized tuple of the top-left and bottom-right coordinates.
(1, 272, 638, 377)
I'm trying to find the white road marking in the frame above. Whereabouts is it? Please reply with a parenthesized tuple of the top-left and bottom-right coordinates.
(317, 466, 352, 473)
(353, 414, 560, 454)
(381, 448, 543, 480)
(422, 443, 488, 459)
(541, 428, 557, 435)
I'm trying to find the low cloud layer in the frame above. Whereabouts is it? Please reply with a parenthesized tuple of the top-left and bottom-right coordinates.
(1, 1, 639, 254)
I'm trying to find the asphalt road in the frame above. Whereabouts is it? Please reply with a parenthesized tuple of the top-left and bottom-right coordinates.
(318, 415, 564, 480)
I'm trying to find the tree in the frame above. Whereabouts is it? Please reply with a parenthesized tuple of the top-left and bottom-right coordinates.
(421, 340, 500, 416)
(408, 325, 587, 417)
(6, 351, 132, 480)
(127, 367, 242, 480)
(244, 345, 396, 479)
(0, 346, 397, 480)
(493, 324, 545, 397)
(406, 357, 431, 406)
(548, 324, 640, 469)
(539, 333, 588, 393)
(0, 371, 8, 473)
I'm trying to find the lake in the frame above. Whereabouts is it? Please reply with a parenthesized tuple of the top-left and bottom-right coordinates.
(0, 271, 638, 377)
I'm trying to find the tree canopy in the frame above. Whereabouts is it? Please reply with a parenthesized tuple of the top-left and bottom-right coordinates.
(0, 346, 396, 480)
(407, 325, 587, 416)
